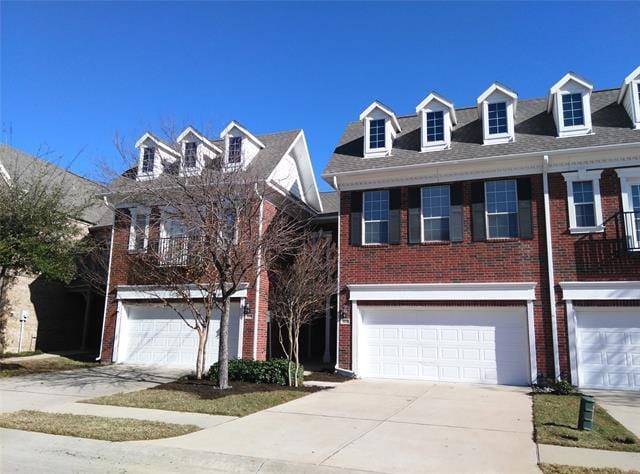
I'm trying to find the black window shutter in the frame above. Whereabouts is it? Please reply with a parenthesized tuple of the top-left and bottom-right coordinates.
(449, 183, 464, 242)
(388, 188, 401, 245)
(471, 181, 486, 241)
(408, 186, 421, 244)
(517, 177, 533, 240)
(350, 191, 362, 246)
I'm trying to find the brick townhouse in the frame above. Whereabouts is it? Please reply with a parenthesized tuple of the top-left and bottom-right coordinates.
(99, 122, 337, 369)
(322, 66, 640, 391)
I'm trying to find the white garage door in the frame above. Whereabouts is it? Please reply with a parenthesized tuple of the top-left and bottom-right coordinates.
(120, 302, 242, 368)
(576, 308, 640, 390)
(360, 306, 531, 386)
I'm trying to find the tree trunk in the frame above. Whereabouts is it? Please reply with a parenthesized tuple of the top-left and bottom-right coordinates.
(217, 297, 231, 390)
(195, 320, 211, 379)
(294, 323, 300, 388)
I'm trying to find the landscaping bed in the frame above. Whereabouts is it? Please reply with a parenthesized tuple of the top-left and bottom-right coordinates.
(83, 379, 322, 417)
(0, 410, 200, 441)
(533, 394, 640, 452)
(539, 464, 640, 474)
(0, 350, 43, 359)
(0, 356, 97, 378)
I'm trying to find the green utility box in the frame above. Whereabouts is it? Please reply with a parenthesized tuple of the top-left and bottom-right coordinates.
(578, 395, 596, 431)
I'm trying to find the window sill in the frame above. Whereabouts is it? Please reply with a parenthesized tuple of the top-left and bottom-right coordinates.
(569, 226, 605, 235)
(361, 243, 389, 247)
(419, 240, 451, 246)
(485, 237, 521, 243)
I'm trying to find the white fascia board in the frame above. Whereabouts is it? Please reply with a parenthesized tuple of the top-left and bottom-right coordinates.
(547, 72, 594, 112)
(279, 130, 322, 212)
(348, 282, 537, 301)
(477, 82, 518, 115)
(116, 284, 248, 300)
(176, 126, 223, 154)
(135, 132, 180, 157)
(219, 121, 265, 149)
(617, 65, 640, 103)
(560, 281, 640, 300)
(415, 92, 457, 125)
(359, 101, 401, 132)
(0, 160, 11, 185)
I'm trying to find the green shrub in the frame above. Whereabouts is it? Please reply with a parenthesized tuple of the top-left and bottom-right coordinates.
(208, 358, 304, 386)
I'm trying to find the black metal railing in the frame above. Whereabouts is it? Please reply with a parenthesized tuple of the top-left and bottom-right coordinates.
(615, 210, 640, 252)
(156, 236, 202, 266)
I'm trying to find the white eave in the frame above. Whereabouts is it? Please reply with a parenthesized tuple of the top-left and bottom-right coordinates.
(359, 101, 402, 133)
(547, 72, 594, 112)
(476, 82, 518, 115)
(415, 92, 458, 126)
(176, 126, 223, 154)
(617, 65, 640, 103)
(219, 120, 266, 149)
(134, 132, 180, 157)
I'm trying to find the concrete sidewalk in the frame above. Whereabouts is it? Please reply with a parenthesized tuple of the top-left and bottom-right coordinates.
(587, 389, 640, 438)
(538, 444, 640, 471)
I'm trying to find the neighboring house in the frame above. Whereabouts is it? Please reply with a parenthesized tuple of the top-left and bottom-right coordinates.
(99, 123, 337, 368)
(322, 66, 640, 391)
(0, 144, 111, 354)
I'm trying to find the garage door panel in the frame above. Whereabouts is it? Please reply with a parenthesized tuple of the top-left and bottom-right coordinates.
(360, 307, 530, 386)
(576, 309, 640, 391)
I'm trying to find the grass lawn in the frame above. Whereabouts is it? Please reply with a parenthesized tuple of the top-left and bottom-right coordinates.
(539, 464, 640, 474)
(0, 356, 97, 378)
(0, 410, 200, 441)
(0, 350, 43, 359)
(533, 394, 640, 452)
(84, 379, 322, 417)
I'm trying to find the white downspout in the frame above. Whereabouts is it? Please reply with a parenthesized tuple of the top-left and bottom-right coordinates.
(543, 155, 561, 380)
(252, 199, 264, 360)
(96, 199, 116, 361)
(334, 176, 341, 370)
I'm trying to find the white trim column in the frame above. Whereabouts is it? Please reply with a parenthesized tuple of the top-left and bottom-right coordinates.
(526, 300, 538, 384)
(565, 300, 578, 385)
(351, 300, 361, 375)
(322, 296, 332, 363)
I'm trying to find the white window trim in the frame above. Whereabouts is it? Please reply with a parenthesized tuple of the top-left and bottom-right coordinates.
(179, 141, 203, 177)
(364, 117, 391, 158)
(556, 91, 593, 138)
(128, 207, 150, 252)
(562, 169, 604, 234)
(420, 109, 449, 152)
(634, 81, 640, 127)
(481, 100, 515, 145)
(616, 167, 640, 250)
(138, 146, 158, 180)
(420, 185, 451, 242)
(362, 190, 389, 245)
(484, 179, 519, 239)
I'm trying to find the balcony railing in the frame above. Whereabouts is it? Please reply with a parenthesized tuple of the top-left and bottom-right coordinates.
(156, 236, 202, 266)
(615, 210, 640, 252)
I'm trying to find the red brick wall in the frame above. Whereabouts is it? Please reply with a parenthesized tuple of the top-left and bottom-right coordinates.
(338, 175, 555, 377)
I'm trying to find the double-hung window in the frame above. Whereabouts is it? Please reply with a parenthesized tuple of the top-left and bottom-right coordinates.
(562, 93, 584, 127)
(161, 218, 189, 266)
(572, 181, 596, 227)
(129, 208, 149, 252)
(141, 147, 155, 174)
(369, 119, 386, 149)
(426, 111, 444, 142)
(228, 136, 242, 163)
(632, 184, 640, 246)
(487, 102, 508, 135)
(363, 190, 389, 244)
(422, 185, 450, 241)
(184, 142, 197, 168)
(485, 180, 518, 238)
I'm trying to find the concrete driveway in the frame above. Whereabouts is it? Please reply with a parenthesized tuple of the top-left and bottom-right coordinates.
(0, 364, 186, 413)
(587, 390, 640, 438)
(148, 379, 539, 473)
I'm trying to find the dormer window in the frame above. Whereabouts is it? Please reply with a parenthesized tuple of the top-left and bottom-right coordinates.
(548, 72, 593, 138)
(369, 119, 386, 149)
(488, 102, 507, 134)
(359, 101, 401, 158)
(416, 92, 456, 152)
(142, 147, 155, 174)
(184, 142, 197, 168)
(477, 83, 517, 145)
(617, 65, 640, 130)
(228, 136, 242, 163)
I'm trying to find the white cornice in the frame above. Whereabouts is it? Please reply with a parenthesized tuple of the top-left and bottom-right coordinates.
(348, 282, 537, 301)
(560, 281, 640, 300)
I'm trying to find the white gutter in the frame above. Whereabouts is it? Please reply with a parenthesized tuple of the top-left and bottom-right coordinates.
(322, 141, 640, 179)
(252, 198, 265, 360)
(334, 176, 341, 370)
(542, 155, 561, 380)
(96, 204, 116, 361)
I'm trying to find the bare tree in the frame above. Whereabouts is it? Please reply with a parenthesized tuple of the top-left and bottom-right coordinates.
(270, 233, 337, 386)
(107, 137, 305, 386)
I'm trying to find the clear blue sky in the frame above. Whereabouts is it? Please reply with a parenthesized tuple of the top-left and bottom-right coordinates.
(2, 1, 638, 191)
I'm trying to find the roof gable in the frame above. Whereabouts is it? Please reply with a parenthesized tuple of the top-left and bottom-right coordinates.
(359, 101, 401, 133)
(477, 82, 518, 115)
(219, 121, 266, 149)
(547, 72, 593, 112)
(415, 92, 457, 125)
(135, 132, 180, 157)
(177, 126, 223, 153)
(618, 65, 640, 103)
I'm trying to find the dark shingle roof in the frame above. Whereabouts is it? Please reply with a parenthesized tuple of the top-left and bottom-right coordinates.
(319, 191, 338, 214)
(0, 144, 109, 225)
(323, 89, 640, 178)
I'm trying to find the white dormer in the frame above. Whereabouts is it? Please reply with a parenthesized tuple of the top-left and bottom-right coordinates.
(219, 121, 265, 168)
(134, 132, 180, 181)
(415, 92, 457, 152)
(359, 101, 401, 158)
(477, 83, 517, 145)
(176, 126, 223, 176)
(547, 72, 593, 138)
(617, 65, 640, 130)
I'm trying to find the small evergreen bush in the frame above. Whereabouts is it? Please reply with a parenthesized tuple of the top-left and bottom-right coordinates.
(208, 358, 304, 386)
